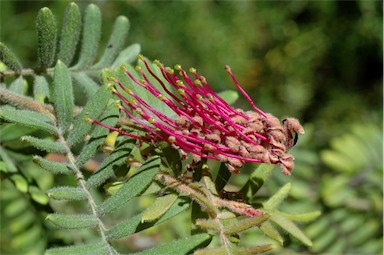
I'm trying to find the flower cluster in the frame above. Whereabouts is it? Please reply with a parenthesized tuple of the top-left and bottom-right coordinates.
(88, 56, 304, 175)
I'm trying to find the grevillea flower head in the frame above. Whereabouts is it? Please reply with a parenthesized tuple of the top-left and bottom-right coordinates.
(88, 55, 304, 175)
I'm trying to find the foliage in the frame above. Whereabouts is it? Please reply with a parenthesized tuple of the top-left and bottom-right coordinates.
(0, 1, 382, 255)
(0, 3, 319, 254)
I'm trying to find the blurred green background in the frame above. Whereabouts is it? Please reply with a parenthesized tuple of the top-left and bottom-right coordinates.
(1, 1, 382, 254)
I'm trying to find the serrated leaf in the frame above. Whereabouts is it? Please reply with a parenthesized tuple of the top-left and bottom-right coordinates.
(32, 155, 72, 174)
(46, 213, 98, 229)
(0, 42, 22, 71)
(47, 186, 86, 200)
(133, 233, 211, 255)
(141, 193, 178, 222)
(72, 72, 99, 98)
(85, 138, 134, 188)
(67, 84, 111, 147)
(93, 16, 130, 69)
(224, 213, 270, 235)
(262, 183, 291, 210)
(58, 2, 81, 65)
(112, 43, 141, 68)
(0, 106, 57, 134)
(21, 136, 67, 154)
(107, 196, 190, 240)
(72, 4, 101, 69)
(9, 76, 27, 95)
(240, 164, 275, 200)
(98, 156, 160, 216)
(45, 242, 110, 255)
(217, 90, 239, 105)
(276, 211, 321, 223)
(36, 7, 57, 68)
(53, 60, 74, 133)
(33, 75, 51, 103)
(270, 213, 312, 247)
(260, 220, 284, 245)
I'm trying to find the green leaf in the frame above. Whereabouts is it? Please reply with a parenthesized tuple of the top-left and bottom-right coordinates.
(133, 233, 211, 255)
(45, 242, 110, 255)
(262, 183, 291, 210)
(29, 185, 49, 205)
(72, 72, 99, 98)
(32, 156, 72, 174)
(67, 84, 111, 147)
(224, 213, 270, 235)
(0, 42, 22, 71)
(10, 174, 28, 193)
(141, 193, 178, 222)
(33, 75, 51, 103)
(85, 138, 134, 188)
(240, 164, 274, 200)
(0, 146, 18, 173)
(93, 16, 130, 69)
(217, 90, 239, 105)
(276, 211, 321, 223)
(260, 220, 284, 245)
(46, 213, 98, 229)
(21, 136, 67, 154)
(0, 106, 57, 134)
(106, 196, 190, 240)
(53, 60, 74, 133)
(215, 163, 232, 193)
(72, 4, 101, 69)
(9, 76, 27, 95)
(47, 186, 86, 201)
(97, 156, 160, 216)
(112, 43, 141, 68)
(36, 7, 57, 68)
(270, 213, 312, 247)
(58, 2, 81, 65)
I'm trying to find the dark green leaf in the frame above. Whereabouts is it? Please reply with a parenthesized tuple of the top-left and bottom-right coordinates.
(53, 60, 74, 133)
(0, 106, 57, 134)
(106, 196, 190, 240)
(112, 43, 141, 68)
(67, 84, 112, 147)
(47, 186, 86, 200)
(72, 72, 99, 98)
(93, 16, 130, 69)
(97, 156, 161, 216)
(85, 138, 134, 188)
(215, 163, 232, 193)
(133, 234, 211, 255)
(45, 242, 110, 255)
(33, 75, 51, 103)
(75, 105, 119, 168)
(58, 2, 81, 65)
(36, 7, 57, 68)
(46, 213, 98, 229)
(33, 155, 72, 174)
(240, 164, 274, 200)
(72, 4, 101, 69)
(0, 42, 22, 71)
(21, 136, 67, 154)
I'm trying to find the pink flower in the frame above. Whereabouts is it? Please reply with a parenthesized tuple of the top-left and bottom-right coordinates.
(88, 56, 304, 175)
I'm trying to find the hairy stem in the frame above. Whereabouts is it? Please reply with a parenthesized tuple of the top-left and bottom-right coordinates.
(58, 133, 117, 254)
